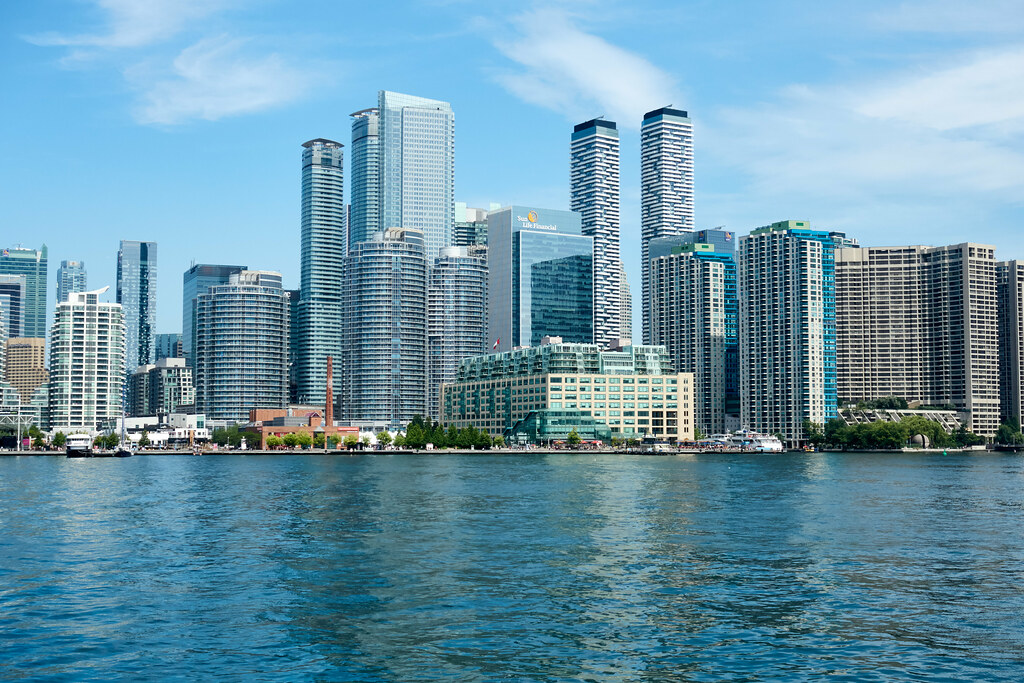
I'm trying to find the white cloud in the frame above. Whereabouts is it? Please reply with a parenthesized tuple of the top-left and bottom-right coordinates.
(873, 0, 1024, 34)
(490, 9, 680, 128)
(26, 0, 226, 48)
(131, 36, 313, 125)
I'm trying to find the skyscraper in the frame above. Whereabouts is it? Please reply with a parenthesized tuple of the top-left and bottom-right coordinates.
(487, 206, 593, 352)
(48, 287, 125, 431)
(0, 274, 25, 341)
(428, 246, 488, 415)
(295, 138, 345, 407)
(640, 107, 694, 343)
(155, 332, 182, 361)
(56, 260, 87, 303)
(837, 243, 1000, 437)
(195, 271, 290, 421)
(740, 221, 849, 446)
(4, 337, 47, 405)
(182, 264, 246, 367)
(571, 118, 622, 348)
(117, 240, 157, 373)
(0, 245, 47, 340)
(349, 108, 380, 249)
(453, 202, 497, 248)
(340, 228, 428, 428)
(998, 261, 1024, 426)
(649, 229, 738, 435)
(378, 90, 455, 262)
(618, 261, 632, 341)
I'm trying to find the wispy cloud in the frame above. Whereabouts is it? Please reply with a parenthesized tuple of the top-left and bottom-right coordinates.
(130, 36, 314, 125)
(873, 0, 1024, 34)
(25, 0, 226, 48)
(490, 9, 680, 127)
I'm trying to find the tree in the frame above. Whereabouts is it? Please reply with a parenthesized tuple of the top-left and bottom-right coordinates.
(802, 420, 825, 447)
(296, 432, 313, 448)
(430, 424, 446, 448)
(409, 414, 427, 430)
(446, 425, 459, 448)
(406, 424, 427, 449)
(103, 433, 119, 449)
(266, 435, 283, 449)
(211, 428, 229, 446)
(824, 418, 849, 448)
(343, 434, 359, 449)
(693, 426, 705, 441)
(475, 429, 492, 449)
(53, 432, 66, 448)
(493, 435, 505, 448)
(378, 430, 393, 448)
(32, 435, 45, 450)
(456, 426, 473, 449)
(326, 435, 339, 449)
(283, 433, 300, 448)
(139, 431, 151, 448)
(996, 419, 1024, 445)
(567, 427, 582, 447)
(94, 436, 104, 447)
(393, 433, 406, 448)
(361, 436, 371, 447)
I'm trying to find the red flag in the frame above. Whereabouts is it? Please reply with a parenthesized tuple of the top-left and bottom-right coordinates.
(492, 338, 499, 350)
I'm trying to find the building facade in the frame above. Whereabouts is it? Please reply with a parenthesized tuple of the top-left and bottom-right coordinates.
(618, 261, 632, 341)
(128, 357, 195, 417)
(117, 240, 157, 373)
(48, 288, 125, 432)
(155, 332, 182, 361)
(740, 221, 848, 445)
(441, 339, 693, 441)
(349, 108, 380, 249)
(4, 337, 47, 404)
(571, 118, 621, 347)
(998, 261, 1024, 426)
(195, 271, 290, 422)
(0, 245, 47, 340)
(295, 138, 345, 407)
(56, 259, 87, 303)
(182, 264, 246, 367)
(340, 228, 428, 428)
(0, 274, 25, 341)
(649, 229, 738, 435)
(487, 206, 593, 353)
(454, 202, 497, 248)
(835, 244, 1000, 437)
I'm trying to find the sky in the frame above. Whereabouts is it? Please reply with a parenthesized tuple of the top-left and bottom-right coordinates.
(2, 0, 1023, 335)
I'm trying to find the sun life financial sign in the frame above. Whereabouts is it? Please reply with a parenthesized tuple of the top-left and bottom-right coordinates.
(516, 210, 557, 231)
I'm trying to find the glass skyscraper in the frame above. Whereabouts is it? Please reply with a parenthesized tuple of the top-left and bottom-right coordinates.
(487, 206, 593, 352)
(0, 244, 47, 340)
(56, 259, 87, 303)
(117, 240, 157, 373)
(182, 264, 246, 367)
(349, 108, 380, 249)
(0, 274, 26, 341)
(296, 138, 345, 407)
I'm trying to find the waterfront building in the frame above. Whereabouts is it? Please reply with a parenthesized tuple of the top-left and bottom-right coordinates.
(740, 221, 849, 446)
(295, 138, 345, 408)
(155, 332, 182, 361)
(0, 274, 25, 341)
(195, 271, 289, 422)
(486, 206, 593, 353)
(0, 245, 47, 340)
(428, 246, 488, 415)
(4, 337, 48, 404)
(618, 261, 632, 341)
(453, 203, 497, 248)
(349, 108, 380, 249)
(377, 90, 455, 262)
(441, 338, 693, 442)
(56, 259, 87, 303)
(835, 244, 999, 436)
(571, 118, 621, 347)
(117, 240, 157, 373)
(48, 288, 125, 432)
(640, 107, 694, 344)
(649, 229, 738, 435)
(128, 357, 195, 417)
(340, 228, 428, 428)
(182, 264, 246, 367)
(998, 261, 1024, 425)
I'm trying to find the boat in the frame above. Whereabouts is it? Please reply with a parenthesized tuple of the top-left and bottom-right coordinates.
(66, 434, 94, 457)
(709, 430, 784, 453)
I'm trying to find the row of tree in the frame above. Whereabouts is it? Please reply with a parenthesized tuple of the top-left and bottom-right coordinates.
(996, 418, 1024, 445)
(804, 416, 985, 449)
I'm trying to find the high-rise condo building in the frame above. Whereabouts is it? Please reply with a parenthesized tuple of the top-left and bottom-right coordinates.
(340, 228, 428, 428)
(836, 244, 1000, 437)
(428, 246, 488, 415)
(128, 357, 195, 417)
(0, 245, 47, 340)
(154, 332, 182, 361)
(295, 138, 345, 407)
(0, 274, 26, 341)
(182, 264, 246, 367)
(740, 221, 850, 446)
(640, 107, 694, 344)
(56, 260, 87, 303)
(349, 109, 380, 249)
(618, 261, 632, 341)
(571, 118, 621, 347)
(487, 206, 593, 353)
(117, 240, 157, 373)
(649, 229, 738, 435)
(4, 337, 47, 405)
(195, 271, 289, 422)
(378, 90, 455, 262)
(998, 261, 1024, 426)
(48, 288, 125, 431)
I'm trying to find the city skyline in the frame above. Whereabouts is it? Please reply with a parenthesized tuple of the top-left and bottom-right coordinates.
(3, 1, 1022, 334)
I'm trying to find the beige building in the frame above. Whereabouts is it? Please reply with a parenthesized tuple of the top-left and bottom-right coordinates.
(4, 337, 47, 404)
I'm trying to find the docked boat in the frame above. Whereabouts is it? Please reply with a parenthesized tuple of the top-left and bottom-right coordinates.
(709, 430, 784, 452)
(66, 434, 94, 457)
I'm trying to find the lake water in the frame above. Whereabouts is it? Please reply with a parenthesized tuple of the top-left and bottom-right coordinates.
(2, 452, 1023, 681)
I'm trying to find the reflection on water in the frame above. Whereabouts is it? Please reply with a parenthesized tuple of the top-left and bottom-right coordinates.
(2, 452, 1024, 680)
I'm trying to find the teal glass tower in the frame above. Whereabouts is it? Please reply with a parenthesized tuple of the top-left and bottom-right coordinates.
(182, 264, 247, 367)
(349, 108, 380, 249)
(116, 240, 157, 373)
(56, 260, 87, 304)
(0, 244, 47, 340)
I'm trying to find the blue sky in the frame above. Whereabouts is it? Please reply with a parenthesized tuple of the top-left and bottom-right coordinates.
(2, 0, 1023, 334)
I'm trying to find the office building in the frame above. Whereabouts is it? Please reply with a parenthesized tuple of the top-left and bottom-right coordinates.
(4, 337, 47, 404)
(441, 338, 694, 442)
(0, 274, 25, 340)
(0, 245, 47, 339)
(640, 108, 694, 343)
(128, 357, 195, 417)
(340, 228, 428, 428)
(48, 288, 125, 432)
(378, 90, 455, 262)
(56, 260, 87, 303)
(998, 261, 1024, 425)
(487, 206, 593, 353)
(295, 138, 345, 407)
(454, 202, 498, 248)
(182, 264, 246, 367)
(649, 229, 738, 435)
(618, 261, 632, 341)
(837, 244, 1000, 437)
(349, 108, 380, 248)
(117, 240, 157, 373)
(571, 118, 622, 347)
(155, 333, 182, 361)
(740, 221, 849, 446)
(195, 271, 289, 422)
(428, 246, 488, 415)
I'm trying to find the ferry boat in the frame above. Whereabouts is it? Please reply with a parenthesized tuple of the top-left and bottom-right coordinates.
(709, 431, 784, 453)
(66, 434, 93, 457)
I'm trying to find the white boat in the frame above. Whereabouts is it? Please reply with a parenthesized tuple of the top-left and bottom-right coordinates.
(709, 431, 784, 452)
(66, 434, 93, 457)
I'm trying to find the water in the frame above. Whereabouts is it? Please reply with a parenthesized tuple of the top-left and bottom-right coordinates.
(2, 452, 1024, 681)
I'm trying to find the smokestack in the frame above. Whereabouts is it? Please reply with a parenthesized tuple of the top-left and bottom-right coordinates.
(325, 356, 334, 428)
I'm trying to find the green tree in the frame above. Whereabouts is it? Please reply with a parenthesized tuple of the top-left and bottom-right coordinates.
(283, 433, 300, 448)
(406, 424, 427, 449)
(211, 428, 229, 446)
(567, 427, 582, 447)
(455, 426, 473, 449)
(32, 435, 45, 450)
(53, 432, 67, 449)
(378, 430, 393, 448)
(824, 418, 849, 448)
(430, 424, 446, 448)
(409, 414, 427, 430)
(313, 432, 326, 448)
(802, 420, 825, 447)
(343, 434, 359, 449)
(326, 435, 339, 449)
(266, 435, 283, 448)
(93, 436, 104, 447)
(996, 419, 1024, 445)
(392, 433, 406, 448)
(475, 429, 492, 449)
(296, 432, 313, 449)
(493, 435, 505, 448)
(446, 425, 458, 447)
(103, 433, 120, 449)
(139, 431, 151, 448)
(361, 436, 371, 446)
